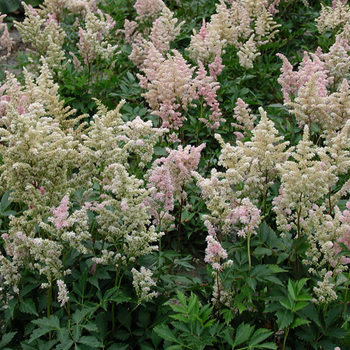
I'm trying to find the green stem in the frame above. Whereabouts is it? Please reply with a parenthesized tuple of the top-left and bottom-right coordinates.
(282, 327, 289, 350)
(341, 268, 350, 320)
(112, 258, 122, 333)
(247, 232, 252, 271)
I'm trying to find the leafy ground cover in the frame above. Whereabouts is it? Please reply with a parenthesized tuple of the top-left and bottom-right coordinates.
(0, 0, 350, 349)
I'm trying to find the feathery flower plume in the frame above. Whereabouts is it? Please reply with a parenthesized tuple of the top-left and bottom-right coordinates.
(0, 14, 14, 62)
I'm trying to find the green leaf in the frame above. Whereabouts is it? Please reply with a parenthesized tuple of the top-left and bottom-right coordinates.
(276, 309, 293, 330)
(176, 291, 187, 307)
(287, 279, 296, 301)
(233, 323, 255, 347)
(72, 307, 96, 325)
(81, 323, 98, 332)
(291, 318, 311, 329)
(32, 315, 60, 330)
(55, 340, 74, 350)
(78, 336, 104, 348)
(19, 299, 38, 316)
(0, 332, 17, 348)
(249, 328, 274, 346)
(154, 325, 179, 344)
(0, 190, 12, 212)
(188, 293, 199, 316)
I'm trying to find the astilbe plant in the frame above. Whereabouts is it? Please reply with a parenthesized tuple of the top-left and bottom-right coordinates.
(0, 14, 13, 63)
(15, 3, 66, 70)
(0, 55, 168, 334)
(1, 0, 350, 348)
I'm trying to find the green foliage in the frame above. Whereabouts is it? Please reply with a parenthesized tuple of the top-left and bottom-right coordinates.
(0, 0, 43, 14)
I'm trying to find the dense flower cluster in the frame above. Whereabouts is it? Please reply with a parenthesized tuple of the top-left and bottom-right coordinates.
(188, 0, 280, 68)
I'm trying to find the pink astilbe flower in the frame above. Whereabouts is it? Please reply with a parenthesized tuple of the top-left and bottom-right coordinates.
(157, 143, 206, 200)
(208, 51, 225, 80)
(194, 61, 225, 129)
(134, 0, 166, 22)
(51, 195, 70, 229)
(0, 14, 14, 62)
(204, 234, 228, 270)
(226, 198, 261, 238)
(146, 144, 206, 226)
(297, 51, 332, 97)
(146, 166, 175, 226)
(123, 19, 138, 44)
(277, 53, 299, 103)
(140, 49, 196, 129)
(334, 200, 350, 264)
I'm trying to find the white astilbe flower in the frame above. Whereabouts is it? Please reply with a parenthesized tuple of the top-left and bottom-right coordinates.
(82, 99, 167, 173)
(216, 107, 291, 200)
(316, 0, 350, 34)
(57, 279, 69, 306)
(231, 98, 256, 136)
(205, 0, 279, 68)
(277, 46, 350, 140)
(134, 0, 166, 22)
(237, 34, 260, 69)
(312, 271, 338, 304)
(77, 8, 119, 65)
(327, 80, 350, 140)
(128, 3, 182, 66)
(15, 4, 66, 70)
(149, 7, 184, 53)
(286, 72, 331, 131)
(132, 267, 158, 303)
(193, 169, 261, 238)
(322, 37, 350, 86)
(303, 203, 350, 282)
(91, 164, 163, 265)
(210, 0, 252, 47)
(187, 19, 226, 64)
(273, 126, 337, 235)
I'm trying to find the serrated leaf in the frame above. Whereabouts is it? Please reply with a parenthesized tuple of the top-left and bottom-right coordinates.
(0, 190, 12, 211)
(276, 309, 293, 330)
(268, 265, 286, 273)
(233, 323, 255, 347)
(78, 336, 103, 348)
(171, 314, 190, 323)
(188, 293, 199, 315)
(32, 315, 60, 330)
(0, 332, 17, 348)
(287, 280, 296, 300)
(72, 307, 96, 324)
(154, 325, 179, 344)
(28, 327, 52, 343)
(248, 342, 277, 349)
(291, 318, 311, 329)
(19, 299, 38, 316)
(294, 301, 309, 312)
(81, 323, 98, 332)
(55, 340, 74, 350)
(249, 328, 273, 346)
(176, 291, 187, 307)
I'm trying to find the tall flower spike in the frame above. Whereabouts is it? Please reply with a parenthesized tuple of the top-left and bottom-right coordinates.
(273, 125, 337, 235)
(0, 14, 14, 62)
(217, 107, 291, 200)
(140, 49, 196, 129)
(194, 61, 225, 129)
